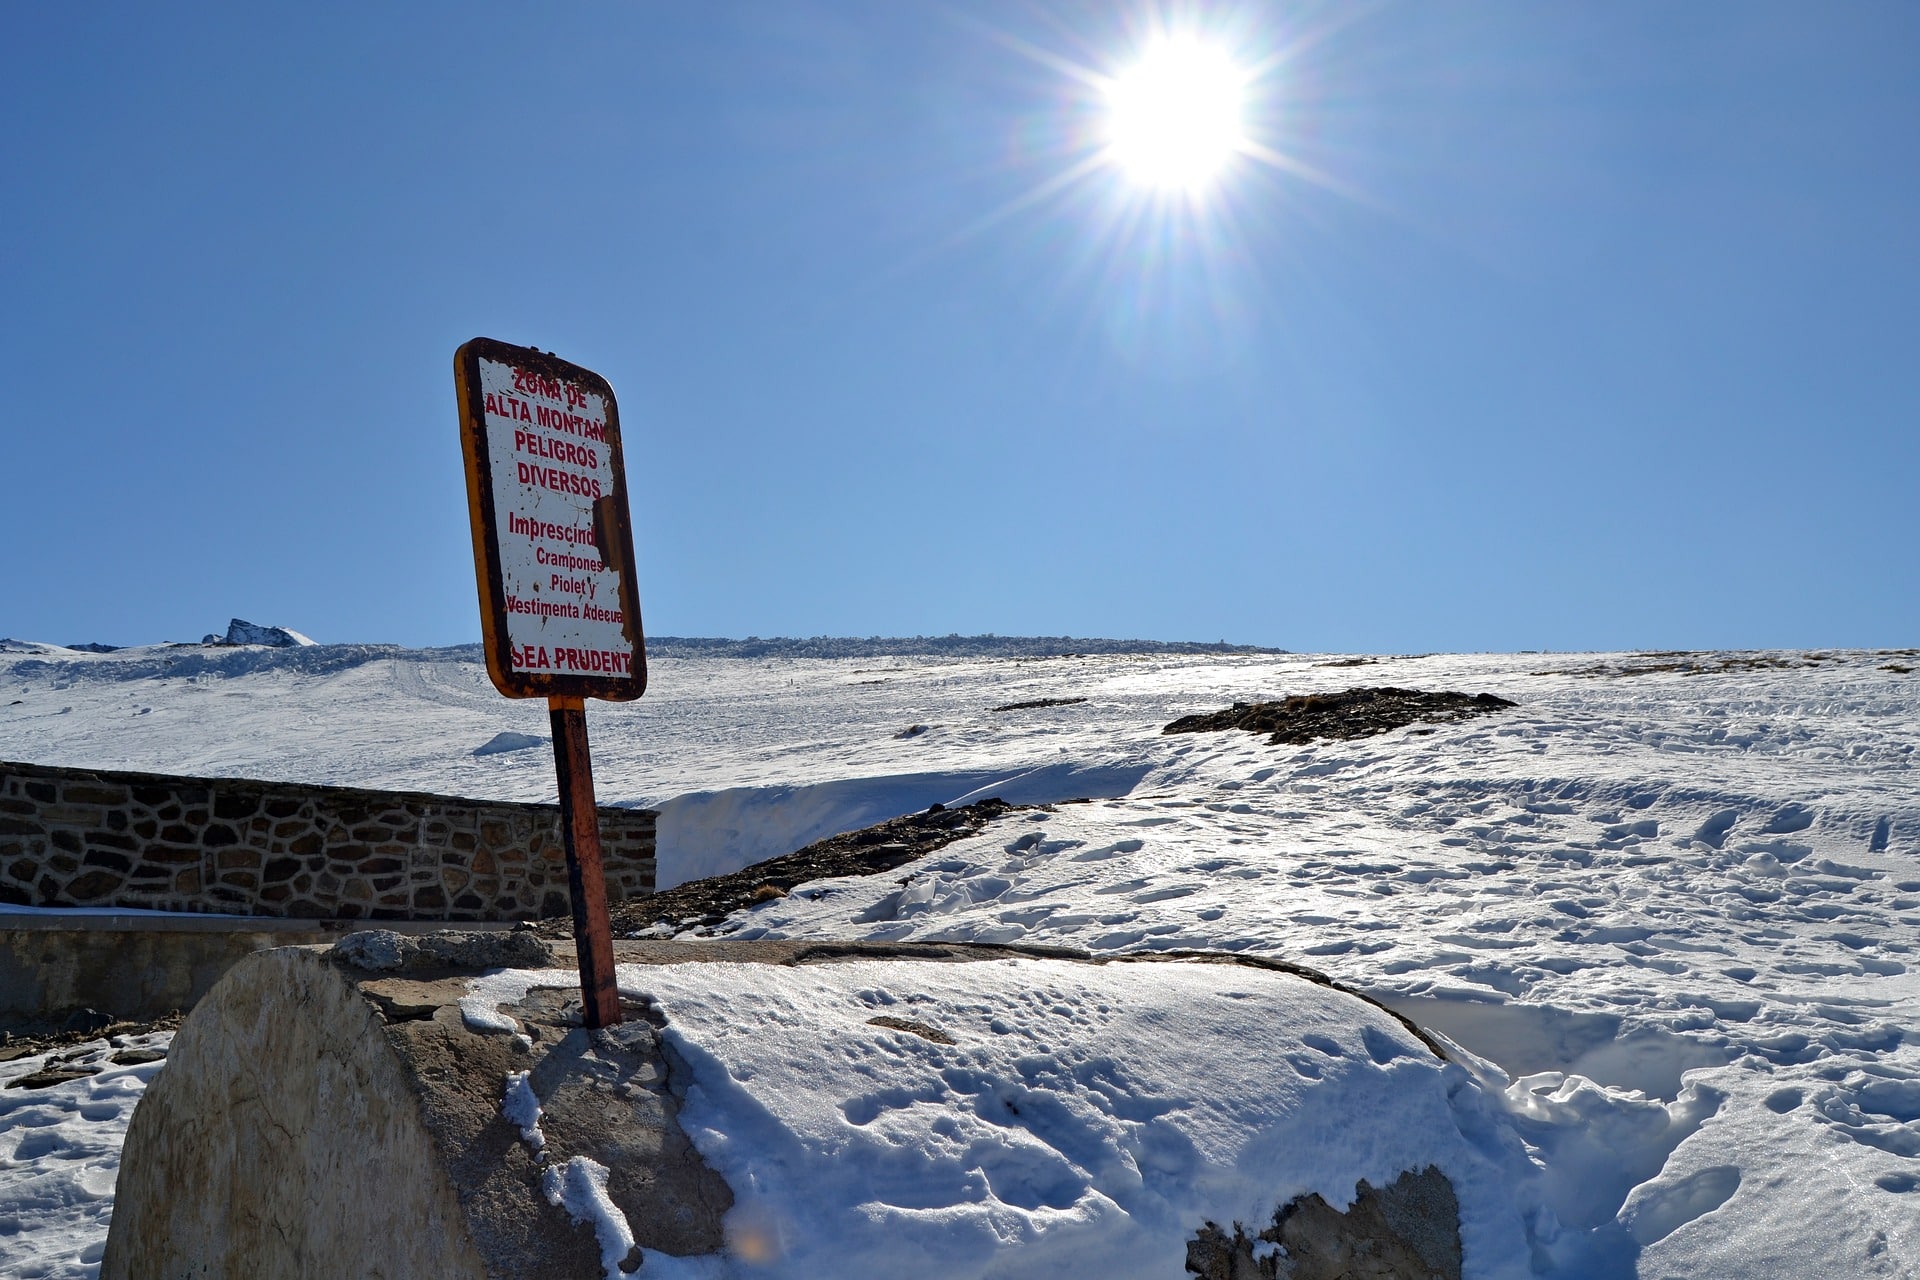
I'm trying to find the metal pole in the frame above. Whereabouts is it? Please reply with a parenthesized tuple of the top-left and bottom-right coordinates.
(548, 696, 621, 1028)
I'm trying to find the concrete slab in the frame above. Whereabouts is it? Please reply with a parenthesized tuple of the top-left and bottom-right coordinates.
(0, 912, 518, 1029)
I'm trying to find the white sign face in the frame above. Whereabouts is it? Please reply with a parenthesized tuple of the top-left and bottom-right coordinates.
(475, 356, 638, 683)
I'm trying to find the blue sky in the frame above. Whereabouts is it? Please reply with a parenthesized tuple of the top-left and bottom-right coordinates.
(6, 3, 1915, 652)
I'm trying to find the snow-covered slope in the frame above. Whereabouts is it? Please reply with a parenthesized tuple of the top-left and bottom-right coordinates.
(2, 642, 1917, 1277)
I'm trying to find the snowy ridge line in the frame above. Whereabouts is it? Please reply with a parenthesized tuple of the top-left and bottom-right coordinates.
(0, 633, 1282, 684)
(976, 941, 1454, 1060)
(3, 643, 484, 684)
(644, 635, 1290, 659)
(661, 934, 1451, 1060)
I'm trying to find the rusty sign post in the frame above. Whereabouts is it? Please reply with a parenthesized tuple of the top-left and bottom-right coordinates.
(454, 337, 646, 1029)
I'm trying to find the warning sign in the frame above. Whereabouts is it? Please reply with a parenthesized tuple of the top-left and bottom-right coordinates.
(454, 338, 646, 701)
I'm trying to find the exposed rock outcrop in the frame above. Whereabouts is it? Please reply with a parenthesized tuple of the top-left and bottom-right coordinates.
(210, 619, 317, 647)
(1164, 688, 1515, 746)
(1186, 1166, 1462, 1280)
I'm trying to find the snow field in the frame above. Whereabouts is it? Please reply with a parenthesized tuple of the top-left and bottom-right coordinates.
(697, 655, 1919, 1275)
(1, 641, 1916, 1275)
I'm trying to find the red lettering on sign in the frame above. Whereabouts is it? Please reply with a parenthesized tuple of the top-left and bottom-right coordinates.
(513, 427, 599, 470)
(516, 461, 604, 500)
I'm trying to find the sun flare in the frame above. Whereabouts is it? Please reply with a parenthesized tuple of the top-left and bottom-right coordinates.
(1103, 36, 1248, 192)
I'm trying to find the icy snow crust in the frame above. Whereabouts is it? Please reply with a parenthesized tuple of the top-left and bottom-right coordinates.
(502, 1070, 546, 1151)
(0, 1037, 168, 1280)
(542, 1156, 636, 1280)
(2, 642, 1918, 1275)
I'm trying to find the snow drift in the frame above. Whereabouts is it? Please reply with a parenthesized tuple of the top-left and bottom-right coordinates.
(103, 937, 1529, 1279)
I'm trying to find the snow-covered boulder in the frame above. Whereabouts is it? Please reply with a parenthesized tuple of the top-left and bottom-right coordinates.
(104, 937, 1538, 1279)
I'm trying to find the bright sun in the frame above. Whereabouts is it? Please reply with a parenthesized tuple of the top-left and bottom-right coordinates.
(1103, 36, 1248, 192)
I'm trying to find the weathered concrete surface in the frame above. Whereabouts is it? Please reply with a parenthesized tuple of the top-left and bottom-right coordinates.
(0, 914, 522, 1031)
(2, 919, 327, 1030)
(101, 944, 490, 1280)
(104, 934, 1465, 1279)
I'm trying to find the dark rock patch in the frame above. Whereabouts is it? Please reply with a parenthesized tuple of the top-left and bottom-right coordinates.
(578, 799, 1019, 940)
(1186, 1165, 1461, 1279)
(990, 697, 1088, 712)
(867, 1015, 956, 1044)
(6, 1065, 99, 1090)
(62, 1006, 115, 1034)
(1165, 688, 1515, 747)
(1533, 650, 1884, 678)
(0, 1013, 182, 1062)
(109, 1046, 169, 1066)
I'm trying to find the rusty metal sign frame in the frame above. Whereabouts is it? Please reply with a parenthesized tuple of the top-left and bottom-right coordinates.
(455, 336, 645, 1028)
(454, 336, 648, 703)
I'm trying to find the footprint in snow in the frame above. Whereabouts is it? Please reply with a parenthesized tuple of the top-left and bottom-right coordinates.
(1694, 810, 1740, 849)
(1761, 804, 1817, 835)
(1128, 884, 1200, 904)
(1069, 838, 1143, 862)
(1619, 1165, 1741, 1246)
(1811, 1069, 1920, 1158)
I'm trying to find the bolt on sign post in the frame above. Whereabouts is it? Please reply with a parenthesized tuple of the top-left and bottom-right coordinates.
(454, 337, 645, 1029)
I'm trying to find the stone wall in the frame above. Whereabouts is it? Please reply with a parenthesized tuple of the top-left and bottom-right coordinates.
(0, 761, 654, 921)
